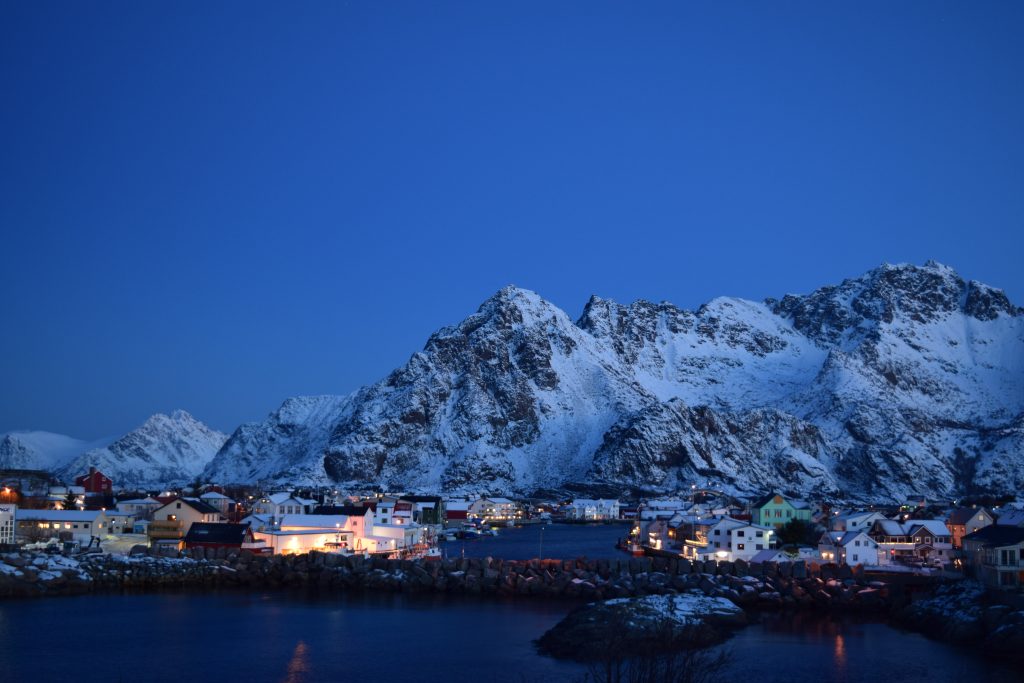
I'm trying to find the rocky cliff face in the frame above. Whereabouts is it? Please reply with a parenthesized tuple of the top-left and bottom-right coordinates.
(196, 262, 1021, 501)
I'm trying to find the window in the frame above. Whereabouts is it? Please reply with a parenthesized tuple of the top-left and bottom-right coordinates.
(852, 554, 858, 562)
(737, 530, 745, 537)
(756, 531, 763, 537)
(855, 540, 860, 547)
(756, 544, 763, 550)
(737, 543, 745, 550)
(176, 502, 181, 509)
(714, 529, 721, 536)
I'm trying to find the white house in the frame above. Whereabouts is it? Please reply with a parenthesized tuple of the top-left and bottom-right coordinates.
(149, 498, 224, 544)
(199, 491, 236, 516)
(253, 527, 355, 555)
(253, 492, 315, 517)
(869, 519, 953, 566)
(117, 496, 162, 519)
(640, 499, 688, 521)
(680, 516, 775, 562)
(566, 499, 621, 521)
(15, 509, 110, 543)
(818, 530, 879, 566)
(0, 503, 16, 545)
(830, 511, 886, 533)
(47, 485, 85, 510)
(104, 511, 136, 534)
(469, 497, 518, 521)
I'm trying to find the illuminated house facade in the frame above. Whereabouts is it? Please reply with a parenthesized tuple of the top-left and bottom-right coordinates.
(751, 493, 812, 528)
(15, 509, 109, 543)
(679, 516, 775, 562)
(818, 530, 879, 566)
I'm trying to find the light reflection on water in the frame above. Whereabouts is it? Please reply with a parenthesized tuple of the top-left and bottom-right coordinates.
(283, 641, 309, 683)
(0, 591, 1019, 683)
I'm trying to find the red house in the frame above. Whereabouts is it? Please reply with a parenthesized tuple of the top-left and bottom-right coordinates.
(75, 467, 113, 495)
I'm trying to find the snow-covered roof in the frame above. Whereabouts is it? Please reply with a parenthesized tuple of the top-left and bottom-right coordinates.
(117, 497, 160, 505)
(15, 509, 106, 522)
(836, 510, 880, 522)
(750, 549, 787, 563)
(278, 514, 349, 529)
(996, 510, 1024, 526)
(199, 492, 232, 501)
(908, 520, 950, 537)
(266, 492, 297, 504)
(486, 497, 515, 505)
(873, 519, 908, 536)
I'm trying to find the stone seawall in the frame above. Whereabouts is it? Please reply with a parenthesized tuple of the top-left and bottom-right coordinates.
(1, 548, 911, 611)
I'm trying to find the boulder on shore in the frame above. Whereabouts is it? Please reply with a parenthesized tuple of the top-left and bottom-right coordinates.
(536, 592, 747, 661)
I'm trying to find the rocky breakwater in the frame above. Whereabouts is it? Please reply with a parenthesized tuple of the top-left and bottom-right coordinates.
(894, 582, 1024, 661)
(537, 593, 747, 660)
(0, 550, 233, 598)
(2, 547, 904, 611)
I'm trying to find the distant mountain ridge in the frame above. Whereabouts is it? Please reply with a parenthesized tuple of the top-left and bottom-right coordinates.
(6, 262, 1022, 502)
(205, 261, 1023, 502)
(2, 411, 226, 488)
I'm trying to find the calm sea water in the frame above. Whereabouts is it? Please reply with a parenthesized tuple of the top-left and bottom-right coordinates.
(443, 521, 628, 560)
(1, 591, 1018, 683)
(1, 527, 1017, 682)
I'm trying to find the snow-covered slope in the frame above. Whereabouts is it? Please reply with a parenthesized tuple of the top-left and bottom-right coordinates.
(313, 261, 1021, 500)
(56, 411, 226, 487)
(203, 395, 352, 484)
(26, 261, 1019, 502)
(0, 431, 109, 471)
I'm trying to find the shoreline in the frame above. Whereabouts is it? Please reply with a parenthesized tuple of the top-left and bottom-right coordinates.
(4, 547, 1021, 662)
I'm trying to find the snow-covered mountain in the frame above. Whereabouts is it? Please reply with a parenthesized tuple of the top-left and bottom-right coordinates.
(204, 261, 1023, 502)
(55, 411, 227, 487)
(203, 395, 352, 484)
(0, 431, 109, 472)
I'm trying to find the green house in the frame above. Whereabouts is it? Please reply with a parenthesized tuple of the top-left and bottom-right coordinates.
(752, 493, 812, 528)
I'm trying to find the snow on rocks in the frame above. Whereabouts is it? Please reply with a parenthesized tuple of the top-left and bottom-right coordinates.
(536, 592, 747, 661)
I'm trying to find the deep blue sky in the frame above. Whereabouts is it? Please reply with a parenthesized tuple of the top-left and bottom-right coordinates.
(2, 2, 1022, 439)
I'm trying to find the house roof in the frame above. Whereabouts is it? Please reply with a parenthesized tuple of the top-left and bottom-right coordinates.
(156, 497, 221, 516)
(15, 509, 106, 522)
(403, 495, 443, 504)
(996, 510, 1024, 527)
(750, 549, 787, 563)
(266, 492, 297, 505)
(199, 492, 232, 501)
(907, 520, 950, 537)
(947, 507, 989, 526)
(963, 525, 1024, 548)
(752, 493, 808, 510)
(278, 514, 351, 529)
(184, 522, 251, 545)
(312, 505, 368, 516)
(117, 497, 161, 505)
(835, 511, 880, 522)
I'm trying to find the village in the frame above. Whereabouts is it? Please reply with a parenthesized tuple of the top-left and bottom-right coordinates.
(1, 466, 1022, 594)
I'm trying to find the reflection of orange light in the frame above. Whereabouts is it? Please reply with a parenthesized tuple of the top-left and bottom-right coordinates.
(834, 633, 846, 668)
(284, 641, 309, 683)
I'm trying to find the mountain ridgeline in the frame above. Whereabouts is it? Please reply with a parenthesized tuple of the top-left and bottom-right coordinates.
(204, 261, 1023, 502)
(5, 262, 1021, 501)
